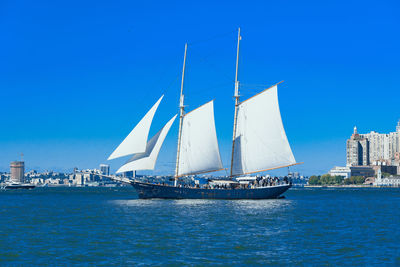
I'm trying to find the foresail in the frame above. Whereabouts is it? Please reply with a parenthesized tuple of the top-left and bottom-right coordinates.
(177, 100, 223, 177)
(117, 115, 177, 173)
(108, 95, 164, 160)
(231, 85, 296, 176)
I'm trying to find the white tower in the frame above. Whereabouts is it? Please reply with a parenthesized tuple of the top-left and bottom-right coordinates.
(375, 168, 382, 186)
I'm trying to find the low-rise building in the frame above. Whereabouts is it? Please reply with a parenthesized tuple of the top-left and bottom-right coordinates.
(371, 164, 397, 176)
(329, 166, 351, 178)
(375, 177, 400, 186)
(349, 166, 375, 177)
(31, 178, 45, 185)
(329, 166, 375, 178)
(374, 169, 400, 186)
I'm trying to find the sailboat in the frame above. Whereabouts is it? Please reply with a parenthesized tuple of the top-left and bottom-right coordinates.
(107, 28, 302, 199)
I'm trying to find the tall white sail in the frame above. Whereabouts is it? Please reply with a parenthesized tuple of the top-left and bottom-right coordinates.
(177, 100, 223, 177)
(108, 95, 163, 160)
(117, 115, 177, 173)
(231, 85, 296, 176)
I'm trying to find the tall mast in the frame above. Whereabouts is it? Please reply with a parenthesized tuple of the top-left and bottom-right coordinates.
(230, 28, 241, 177)
(174, 43, 188, 186)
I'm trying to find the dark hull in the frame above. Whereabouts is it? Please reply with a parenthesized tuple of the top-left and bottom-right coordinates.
(3, 185, 36, 189)
(130, 181, 291, 199)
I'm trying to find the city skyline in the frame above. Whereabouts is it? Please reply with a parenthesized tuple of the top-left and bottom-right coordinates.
(1, 0, 399, 175)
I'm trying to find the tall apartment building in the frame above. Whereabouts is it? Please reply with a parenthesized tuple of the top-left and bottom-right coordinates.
(100, 164, 110, 176)
(10, 161, 25, 183)
(346, 127, 370, 166)
(346, 121, 400, 166)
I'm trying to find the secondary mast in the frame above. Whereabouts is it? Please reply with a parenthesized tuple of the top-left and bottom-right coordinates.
(174, 43, 188, 186)
(230, 28, 241, 177)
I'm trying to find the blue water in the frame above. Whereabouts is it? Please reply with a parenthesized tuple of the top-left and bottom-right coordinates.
(0, 187, 399, 265)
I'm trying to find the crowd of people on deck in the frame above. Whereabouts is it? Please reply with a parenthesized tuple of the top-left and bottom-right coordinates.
(253, 176, 291, 187)
(154, 176, 292, 189)
(179, 176, 291, 189)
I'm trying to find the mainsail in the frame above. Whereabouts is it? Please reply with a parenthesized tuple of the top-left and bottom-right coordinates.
(116, 115, 177, 173)
(231, 85, 296, 176)
(108, 95, 163, 160)
(177, 100, 223, 177)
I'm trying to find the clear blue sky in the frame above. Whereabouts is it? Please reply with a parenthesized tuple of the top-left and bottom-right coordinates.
(1, 0, 399, 175)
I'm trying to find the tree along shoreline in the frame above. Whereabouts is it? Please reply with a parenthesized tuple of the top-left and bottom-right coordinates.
(308, 174, 366, 186)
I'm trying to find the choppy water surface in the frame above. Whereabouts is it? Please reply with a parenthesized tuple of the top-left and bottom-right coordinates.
(0, 187, 399, 265)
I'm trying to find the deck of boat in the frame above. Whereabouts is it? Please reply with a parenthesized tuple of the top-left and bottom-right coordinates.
(131, 181, 291, 199)
(2, 184, 36, 190)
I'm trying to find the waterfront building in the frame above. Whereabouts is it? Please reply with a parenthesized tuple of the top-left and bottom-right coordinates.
(123, 171, 134, 178)
(0, 173, 8, 182)
(288, 172, 300, 179)
(375, 176, 400, 187)
(10, 161, 25, 183)
(350, 166, 375, 177)
(346, 121, 400, 172)
(361, 131, 391, 162)
(374, 169, 400, 187)
(393, 152, 400, 175)
(329, 166, 374, 178)
(360, 121, 400, 162)
(100, 164, 110, 176)
(329, 166, 351, 178)
(371, 162, 398, 176)
(346, 127, 369, 166)
(74, 173, 85, 186)
(31, 178, 45, 185)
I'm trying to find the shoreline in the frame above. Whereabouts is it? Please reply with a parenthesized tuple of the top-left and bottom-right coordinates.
(2, 183, 399, 189)
(0, 183, 130, 188)
(304, 185, 400, 188)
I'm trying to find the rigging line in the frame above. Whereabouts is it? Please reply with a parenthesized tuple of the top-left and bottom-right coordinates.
(146, 47, 195, 95)
(142, 67, 182, 100)
(188, 29, 237, 46)
(164, 72, 183, 93)
(144, 56, 183, 92)
(224, 168, 229, 177)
